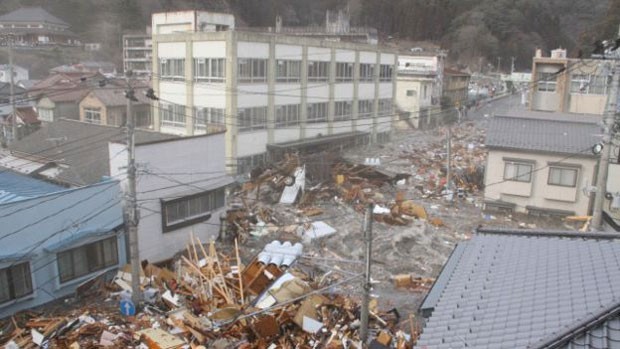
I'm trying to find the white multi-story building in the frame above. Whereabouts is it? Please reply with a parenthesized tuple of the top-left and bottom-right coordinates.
(123, 32, 152, 77)
(150, 11, 397, 174)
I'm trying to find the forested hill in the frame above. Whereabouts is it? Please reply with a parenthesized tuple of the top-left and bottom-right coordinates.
(0, 0, 616, 71)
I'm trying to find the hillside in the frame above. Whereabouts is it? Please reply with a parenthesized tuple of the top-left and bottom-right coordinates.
(0, 0, 613, 74)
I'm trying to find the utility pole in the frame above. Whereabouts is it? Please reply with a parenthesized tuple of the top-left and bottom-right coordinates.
(446, 125, 452, 201)
(360, 203, 373, 343)
(496, 56, 501, 73)
(125, 71, 142, 304)
(592, 61, 620, 230)
(511, 57, 516, 75)
(7, 33, 16, 144)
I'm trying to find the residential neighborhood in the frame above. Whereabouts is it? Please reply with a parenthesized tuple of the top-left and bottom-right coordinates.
(0, 1, 620, 348)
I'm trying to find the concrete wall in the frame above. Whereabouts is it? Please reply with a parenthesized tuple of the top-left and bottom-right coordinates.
(0, 181, 125, 318)
(395, 77, 433, 128)
(152, 11, 234, 35)
(109, 133, 231, 263)
(484, 149, 596, 215)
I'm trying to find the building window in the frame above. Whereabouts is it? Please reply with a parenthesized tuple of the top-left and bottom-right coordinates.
(275, 104, 300, 127)
(238, 58, 267, 83)
(504, 161, 533, 182)
(359, 64, 375, 82)
(160, 102, 186, 128)
(379, 65, 393, 82)
(307, 102, 328, 123)
(358, 100, 374, 119)
(537, 72, 557, 92)
(570, 74, 607, 95)
(378, 99, 392, 116)
(57, 237, 118, 283)
(334, 101, 353, 121)
(159, 58, 185, 80)
(237, 153, 266, 175)
(406, 90, 416, 97)
(162, 188, 226, 232)
(0, 262, 33, 303)
(336, 62, 353, 82)
(308, 61, 329, 82)
(548, 167, 578, 187)
(194, 58, 225, 82)
(84, 107, 102, 124)
(276, 60, 301, 83)
(238, 106, 267, 131)
(194, 107, 225, 131)
(38, 108, 54, 122)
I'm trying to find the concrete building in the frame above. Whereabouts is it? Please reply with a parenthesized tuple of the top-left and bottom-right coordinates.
(530, 48, 609, 115)
(78, 87, 151, 128)
(123, 31, 152, 77)
(0, 176, 125, 318)
(109, 132, 233, 263)
(0, 64, 29, 84)
(395, 51, 445, 128)
(483, 113, 601, 216)
(151, 11, 397, 174)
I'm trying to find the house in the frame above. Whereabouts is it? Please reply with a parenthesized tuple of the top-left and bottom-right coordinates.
(79, 87, 152, 128)
(109, 131, 234, 263)
(415, 228, 620, 349)
(0, 64, 29, 84)
(123, 31, 153, 77)
(0, 7, 80, 47)
(530, 48, 609, 115)
(151, 11, 397, 174)
(0, 105, 40, 141)
(7, 119, 176, 186)
(483, 113, 601, 216)
(395, 50, 446, 128)
(50, 62, 117, 78)
(442, 68, 470, 109)
(30, 73, 99, 122)
(0, 173, 124, 318)
(0, 82, 27, 104)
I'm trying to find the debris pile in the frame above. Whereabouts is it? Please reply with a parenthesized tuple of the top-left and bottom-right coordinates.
(1, 237, 419, 348)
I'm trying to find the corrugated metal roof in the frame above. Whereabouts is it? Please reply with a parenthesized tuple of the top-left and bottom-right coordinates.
(485, 116, 601, 156)
(0, 169, 64, 203)
(415, 231, 620, 349)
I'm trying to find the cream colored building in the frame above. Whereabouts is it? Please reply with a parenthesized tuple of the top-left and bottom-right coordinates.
(484, 115, 601, 216)
(530, 48, 609, 115)
(150, 11, 397, 174)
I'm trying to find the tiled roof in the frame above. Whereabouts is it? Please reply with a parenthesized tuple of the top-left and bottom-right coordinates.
(0, 167, 64, 204)
(485, 116, 601, 156)
(0, 7, 68, 26)
(88, 87, 150, 107)
(9, 119, 177, 186)
(416, 229, 620, 349)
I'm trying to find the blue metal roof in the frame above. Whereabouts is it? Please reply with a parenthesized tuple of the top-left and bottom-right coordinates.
(0, 170, 65, 204)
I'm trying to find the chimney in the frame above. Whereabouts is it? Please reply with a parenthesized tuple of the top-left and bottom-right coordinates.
(535, 48, 542, 58)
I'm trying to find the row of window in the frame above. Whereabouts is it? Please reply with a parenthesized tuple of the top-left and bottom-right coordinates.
(0, 237, 119, 304)
(536, 72, 607, 95)
(162, 188, 226, 231)
(160, 58, 394, 83)
(161, 99, 392, 130)
(504, 161, 578, 187)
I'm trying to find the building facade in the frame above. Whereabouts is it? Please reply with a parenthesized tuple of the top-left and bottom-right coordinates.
(0, 64, 29, 84)
(530, 48, 609, 115)
(396, 52, 445, 128)
(442, 68, 471, 108)
(78, 88, 151, 128)
(109, 132, 233, 263)
(0, 7, 79, 47)
(0, 178, 125, 318)
(123, 33, 152, 77)
(151, 11, 397, 174)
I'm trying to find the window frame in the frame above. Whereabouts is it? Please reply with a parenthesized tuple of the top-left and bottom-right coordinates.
(379, 64, 393, 82)
(334, 101, 353, 121)
(160, 102, 186, 128)
(358, 100, 374, 119)
(0, 262, 33, 304)
(359, 63, 375, 82)
(307, 102, 328, 123)
(503, 161, 533, 183)
(570, 74, 607, 95)
(57, 237, 118, 284)
(194, 58, 225, 83)
(161, 187, 226, 232)
(537, 72, 557, 92)
(276, 60, 302, 83)
(275, 104, 300, 127)
(308, 61, 330, 82)
(238, 106, 268, 132)
(83, 107, 102, 124)
(335, 62, 354, 82)
(237, 58, 268, 83)
(159, 58, 185, 81)
(547, 166, 578, 187)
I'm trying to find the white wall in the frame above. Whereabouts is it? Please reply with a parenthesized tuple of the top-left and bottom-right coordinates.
(194, 85, 227, 108)
(334, 83, 354, 99)
(484, 149, 596, 215)
(381, 53, 396, 64)
(237, 131, 269, 157)
(236, 85, 269, 108)
(276, 44, 302, 59)
(333, 120, 354, 134)
(110, 134, 231, 262)
(376, 116, 392, 132)
(274, 128, 301, 143)
(193, 41, 226, 57)
(305, 122, 329, 138)
(238, 42, 269, 59)
(307, 47, 331, 62)
(158, 42, 186, 58)
(335, 49, 355, 62)
(359, 51, 376, 64)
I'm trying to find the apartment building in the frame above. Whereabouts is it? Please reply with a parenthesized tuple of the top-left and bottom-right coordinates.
(150, 11, 397, 174)
(123, 31, 152, 76)
(530, 48, 609, 115)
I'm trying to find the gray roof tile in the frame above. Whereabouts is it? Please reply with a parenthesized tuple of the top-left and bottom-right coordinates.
(416, 231, 620, 349)
(485, 116, 601, 156)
